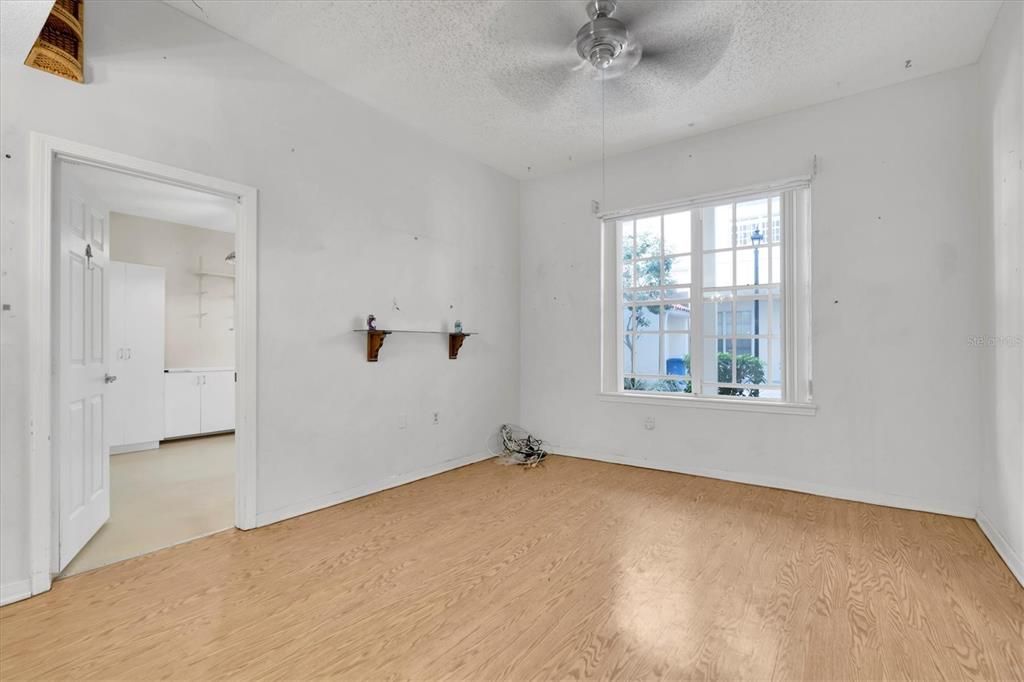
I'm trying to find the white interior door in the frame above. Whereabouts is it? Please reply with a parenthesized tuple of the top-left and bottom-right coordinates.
(57, 168, 112, 571)
(200, 371, 235, 433)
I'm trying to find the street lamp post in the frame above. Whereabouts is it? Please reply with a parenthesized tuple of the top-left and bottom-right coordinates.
(751, 226, 764, 358)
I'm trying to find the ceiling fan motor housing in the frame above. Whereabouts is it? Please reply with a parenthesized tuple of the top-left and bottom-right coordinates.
(576, 1, 629, 70)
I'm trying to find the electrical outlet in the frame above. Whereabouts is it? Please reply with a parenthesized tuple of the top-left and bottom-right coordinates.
(644, 416, 656, 431)
(432, 412, 440, 425)
(398, 414, 408, 430)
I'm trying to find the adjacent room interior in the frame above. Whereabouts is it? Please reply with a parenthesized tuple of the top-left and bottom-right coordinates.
(0, 0, 1021, 680)
(56, 160, 238, 577)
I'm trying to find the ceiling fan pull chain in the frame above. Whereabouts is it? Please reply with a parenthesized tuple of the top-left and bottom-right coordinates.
(601, 68, 606, 209)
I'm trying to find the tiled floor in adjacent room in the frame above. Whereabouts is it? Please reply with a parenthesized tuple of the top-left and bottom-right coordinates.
(62, 434, 234, 577)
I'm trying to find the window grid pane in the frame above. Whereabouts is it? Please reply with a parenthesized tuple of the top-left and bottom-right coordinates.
(620, 195, 785, 399)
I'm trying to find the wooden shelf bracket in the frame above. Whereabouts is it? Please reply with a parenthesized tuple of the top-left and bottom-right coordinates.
(366, 330, 391, 362)
(449, 333, 469, 360)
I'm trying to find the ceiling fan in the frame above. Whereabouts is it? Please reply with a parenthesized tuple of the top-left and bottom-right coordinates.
(574, 0, 647, 79)
(489, 0, 734, 111)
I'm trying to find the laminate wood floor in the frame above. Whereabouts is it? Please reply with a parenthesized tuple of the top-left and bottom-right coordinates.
(1, 456, 1021, 680)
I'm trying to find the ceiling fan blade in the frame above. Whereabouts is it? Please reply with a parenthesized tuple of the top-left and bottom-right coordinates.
(614, 0, 689, 40)
(485, 0, 583, 58)
(638, 21, 735, 89)
(486, 0, 586, 110)
(490, 61, 576, 112)
(598, 71, 655, 114)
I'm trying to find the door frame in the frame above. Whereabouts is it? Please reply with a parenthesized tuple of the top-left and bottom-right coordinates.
(27, 133, 259, 596)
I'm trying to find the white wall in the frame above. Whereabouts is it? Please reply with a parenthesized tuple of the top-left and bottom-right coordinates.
(978, 0, 1024, 585)
(0, 0, 519, 599)
(111, 213, 236, 369)
(520, 67, 987, 518)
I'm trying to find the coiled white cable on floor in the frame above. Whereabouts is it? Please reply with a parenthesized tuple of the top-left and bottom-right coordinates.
(487, 424, 548, 467)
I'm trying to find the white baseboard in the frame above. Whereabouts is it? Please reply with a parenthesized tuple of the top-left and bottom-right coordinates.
(255, 452, 494, 527)
(30, 570, 50, 596)
(976, 510, 1024, 588)
(0, 579, 32, 607)
(552, 446, 977, 519)
(111, 441, 160, 455)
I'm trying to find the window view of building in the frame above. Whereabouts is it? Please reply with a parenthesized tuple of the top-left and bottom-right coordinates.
(619, 192, 793, 400)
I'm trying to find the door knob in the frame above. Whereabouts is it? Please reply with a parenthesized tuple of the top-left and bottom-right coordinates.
(104, 373, 118, 384)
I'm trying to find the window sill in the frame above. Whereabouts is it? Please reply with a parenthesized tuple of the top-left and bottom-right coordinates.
(598, 391, 818, 416)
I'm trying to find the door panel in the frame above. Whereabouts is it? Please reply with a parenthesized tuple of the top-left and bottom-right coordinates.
(57, 165, 111, 571)
(89, 394, 104, 496)
(89, 263, 104, 364)
(67, 400, 85, 512)
(68, 254, 86, 365)
(67, 193, 85, 239)
(89, 208, 107, 252)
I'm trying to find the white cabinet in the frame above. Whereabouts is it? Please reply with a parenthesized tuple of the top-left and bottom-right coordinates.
(164, 369, 235, 438)
(107, 261, 165, 451)
(200, 371, 235, 433)
(164, 372, 202, 438)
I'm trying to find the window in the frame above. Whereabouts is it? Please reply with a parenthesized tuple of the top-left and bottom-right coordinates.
(605, 183, 812, 409)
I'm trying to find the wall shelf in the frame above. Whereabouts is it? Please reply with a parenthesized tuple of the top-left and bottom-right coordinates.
(352, 329, 476, 362)
(192, 257, 235, 329)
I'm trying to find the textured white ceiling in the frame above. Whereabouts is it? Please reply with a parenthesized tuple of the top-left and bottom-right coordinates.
(165, 0, 1001, 179)
(62, 162, 237, 233)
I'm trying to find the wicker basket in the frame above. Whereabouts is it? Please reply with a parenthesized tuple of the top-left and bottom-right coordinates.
(25, 0, 84, 83)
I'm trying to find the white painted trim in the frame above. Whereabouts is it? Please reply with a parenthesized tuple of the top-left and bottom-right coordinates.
(110, 441, 160, 455)
(552, 447, 977, 519)
(255, 453, 494, 527)
(27, 133, 260, 601)
(598, 391, 817, 415)
(598, 175, 812, 221)
(0, 580, 33, 607)
(234, 184, 259, 531)
(602, 184, 813, 407)
(28, 132, 54, 599)
(976, 510, 1024, 587)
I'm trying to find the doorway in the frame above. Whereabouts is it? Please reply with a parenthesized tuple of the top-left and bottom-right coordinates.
(27, 134, 258, 596)
(57, 160, 242, 576)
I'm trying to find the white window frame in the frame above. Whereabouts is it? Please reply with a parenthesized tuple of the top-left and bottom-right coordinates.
(599, 178, 815, 416)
